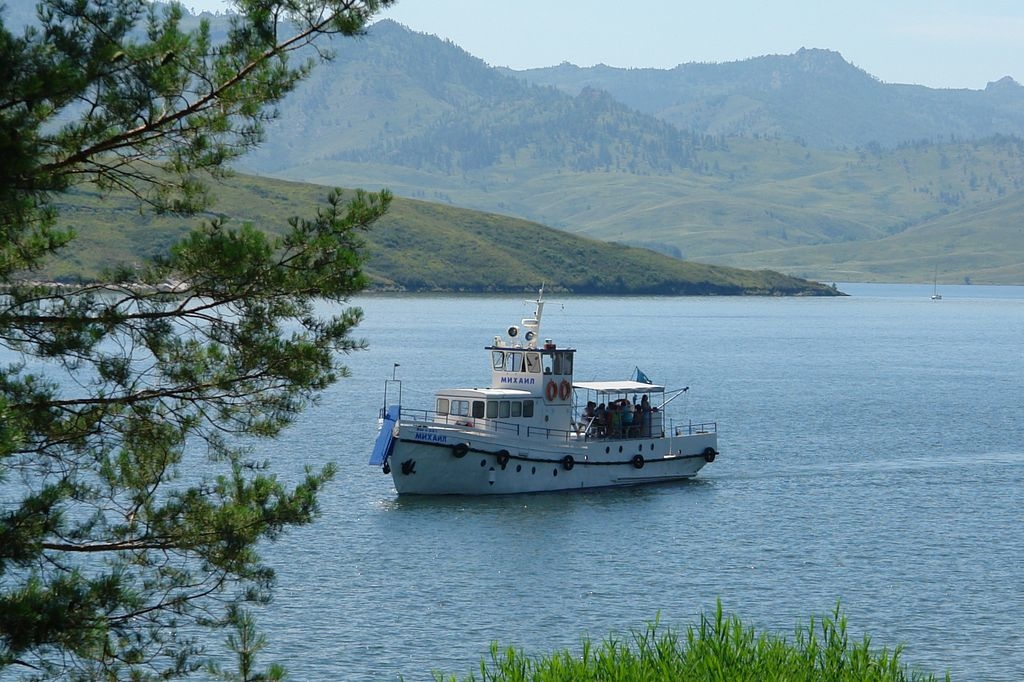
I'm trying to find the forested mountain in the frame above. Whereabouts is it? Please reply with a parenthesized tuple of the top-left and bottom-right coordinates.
(239, 19, 715, 178)
(240, 20, 1024, 172)
(239, 19, 1024, 172)
(512, 50, 1024, 149)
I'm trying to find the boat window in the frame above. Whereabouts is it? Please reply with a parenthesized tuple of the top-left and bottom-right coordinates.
(472, 401, 485, 418)
(486, 400, 498, 419)
(436, 398, 449, 415)
(523, 400, 534, 417)
(542, 352, 573, 375)
(452, 400, 470, 417)
(499, 401, 511, 418)
(511, 401, 522, 418)
(491, 351, 505, 370)
(525, 353, 541, 373)
(506, 352, 522, 372)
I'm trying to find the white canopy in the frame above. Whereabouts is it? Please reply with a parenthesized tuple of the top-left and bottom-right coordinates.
(572, 380, 665, 394)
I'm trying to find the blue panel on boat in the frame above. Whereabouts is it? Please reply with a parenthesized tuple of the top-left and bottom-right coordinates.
(369, 405, 400, 465)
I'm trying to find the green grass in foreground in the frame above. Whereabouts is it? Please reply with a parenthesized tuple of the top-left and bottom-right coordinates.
(432, 602, 948, 681)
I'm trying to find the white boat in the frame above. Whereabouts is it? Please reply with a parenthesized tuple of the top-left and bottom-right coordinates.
(369, 288, 718, 495)
(931, 267, 942, 300)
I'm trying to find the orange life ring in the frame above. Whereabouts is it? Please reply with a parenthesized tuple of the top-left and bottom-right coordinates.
(545, 380, 558, 401)
(559, 379, 571, 401)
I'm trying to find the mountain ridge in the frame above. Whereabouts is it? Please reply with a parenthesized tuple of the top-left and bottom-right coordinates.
(508, 46, 1024, 149)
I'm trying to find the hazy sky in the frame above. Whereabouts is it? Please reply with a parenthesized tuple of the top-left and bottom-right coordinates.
(182, 0, 1023, 90)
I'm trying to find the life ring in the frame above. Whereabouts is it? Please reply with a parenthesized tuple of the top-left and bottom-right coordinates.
(562, 455, 575, 471)
(559, 379, 571, 401)
(545, 380, 558, 401)
(496, 450, 510, 467)
(452, 442, 469, 458)
(702, 447, 717, 463)
(631, 454, 645, 469)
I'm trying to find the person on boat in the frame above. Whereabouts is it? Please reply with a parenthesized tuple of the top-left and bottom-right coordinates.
(640, 395, 652, 437)
(594, 403, 607, 437)
(609, 401, 622, 437)
(581, 401, 596, 435)
(621, 398, 635, 435)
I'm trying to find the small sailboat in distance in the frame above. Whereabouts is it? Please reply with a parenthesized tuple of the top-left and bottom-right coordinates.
(931, 266, 942, 300)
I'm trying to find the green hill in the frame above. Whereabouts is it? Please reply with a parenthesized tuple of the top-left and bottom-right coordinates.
(721, 190, 1024, 283)
(222, 20, 1024, 284)
(44, 174, 838, 296)
(286, 135, 1024, 284)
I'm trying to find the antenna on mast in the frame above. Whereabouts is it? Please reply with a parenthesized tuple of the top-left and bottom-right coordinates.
(521, 285, 544, 348)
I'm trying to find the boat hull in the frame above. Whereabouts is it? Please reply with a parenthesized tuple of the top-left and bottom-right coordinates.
(384, 422, 716, 495)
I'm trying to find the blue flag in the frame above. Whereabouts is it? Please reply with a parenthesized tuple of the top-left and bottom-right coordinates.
(635, 367, 652, 384)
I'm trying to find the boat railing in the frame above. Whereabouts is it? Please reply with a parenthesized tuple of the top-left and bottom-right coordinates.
(399, 407, 584, 443)
(524, 425, 580, 443)
(402, 408, 480, 429)
(480, 419, 523, 438)
(672, 420, 717, 437)
(573, 410, 665, 440)
(395, 407, 715, 443)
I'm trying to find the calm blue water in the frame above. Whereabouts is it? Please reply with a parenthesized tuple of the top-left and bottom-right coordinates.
(10, 285, 1018, 680)
(251, 283, 1024, 680)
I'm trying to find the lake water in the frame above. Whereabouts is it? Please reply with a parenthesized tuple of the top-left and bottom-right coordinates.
(250, 283, 1024, 680)
(11, 284, 1019, 680)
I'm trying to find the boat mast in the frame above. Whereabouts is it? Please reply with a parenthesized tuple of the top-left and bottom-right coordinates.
(521, 286, 545, 349)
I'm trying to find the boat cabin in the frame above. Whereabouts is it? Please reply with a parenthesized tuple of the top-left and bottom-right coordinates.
(429, 331, 578, 435)
(433, 387, 535, 428)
